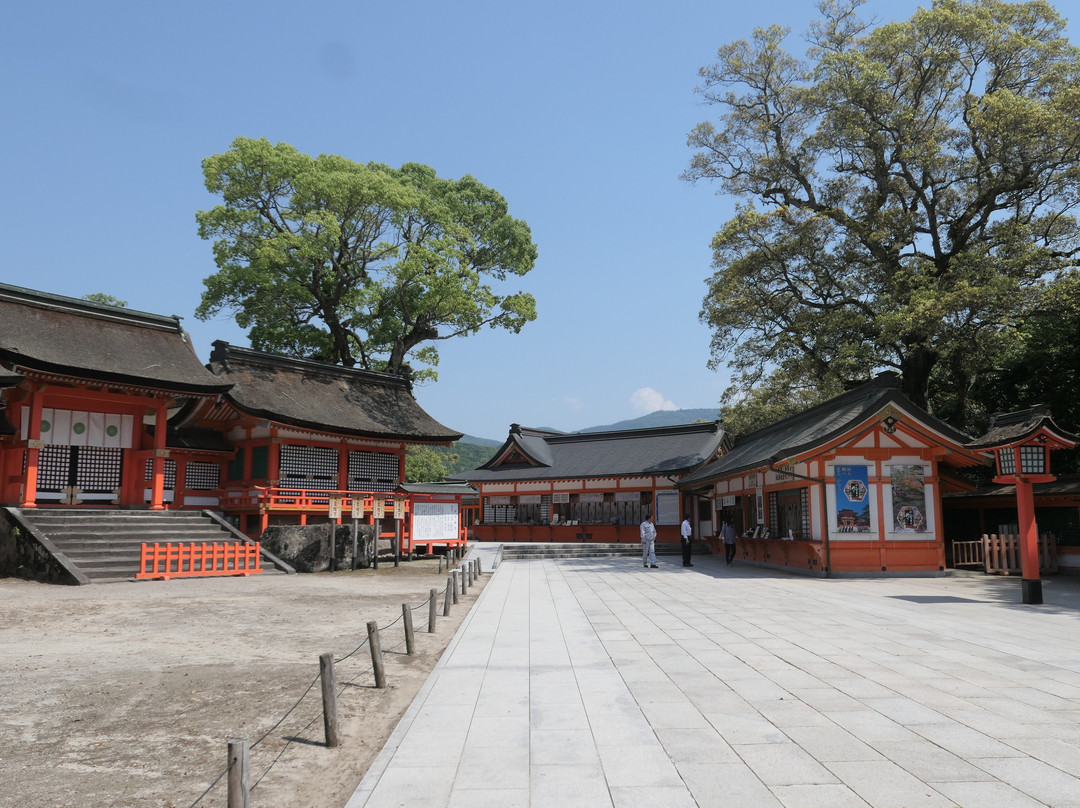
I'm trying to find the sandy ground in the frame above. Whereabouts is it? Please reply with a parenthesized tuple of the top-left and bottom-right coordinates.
(0, 558, 485, 808)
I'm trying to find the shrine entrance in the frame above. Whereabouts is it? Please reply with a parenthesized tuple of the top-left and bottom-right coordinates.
(36, 445, 123, 505)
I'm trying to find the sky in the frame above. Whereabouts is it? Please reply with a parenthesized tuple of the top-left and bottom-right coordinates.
(6, 0, 1071, 441)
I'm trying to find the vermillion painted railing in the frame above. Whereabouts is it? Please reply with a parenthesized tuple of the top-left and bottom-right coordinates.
(136, 541, 264, 580)
(217, 487, 466, 549)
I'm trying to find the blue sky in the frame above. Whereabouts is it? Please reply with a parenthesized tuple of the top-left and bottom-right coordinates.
(4, 0, 1051, 440)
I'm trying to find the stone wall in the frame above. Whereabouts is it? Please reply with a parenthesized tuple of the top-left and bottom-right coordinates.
(259, 523, 378, 572)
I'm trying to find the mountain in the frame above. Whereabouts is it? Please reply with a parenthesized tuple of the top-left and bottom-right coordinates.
(458, 433, 501, 448)
(577, 408, 721, 433)
(454, 408, 722, 448)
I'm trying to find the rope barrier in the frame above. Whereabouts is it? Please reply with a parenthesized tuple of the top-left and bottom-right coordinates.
(185, 570, 482, 805)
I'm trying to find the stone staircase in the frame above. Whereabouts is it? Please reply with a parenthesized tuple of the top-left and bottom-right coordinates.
(499, 541, 706, 561)
(6, 509, 292, 583)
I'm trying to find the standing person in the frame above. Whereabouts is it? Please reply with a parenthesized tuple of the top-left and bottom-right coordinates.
(680, 514, 694, 567)
(721, 518, 737, 566)
(640, 513, 658, 568)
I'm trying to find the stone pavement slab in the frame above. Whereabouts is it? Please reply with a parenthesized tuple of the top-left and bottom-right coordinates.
(346, 556, 1080, 808)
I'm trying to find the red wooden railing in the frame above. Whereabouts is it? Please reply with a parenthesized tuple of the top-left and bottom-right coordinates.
(136, 542, 263, 580)
(216, 486, 466, 551)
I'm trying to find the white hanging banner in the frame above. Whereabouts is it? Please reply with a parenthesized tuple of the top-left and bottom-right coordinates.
(26, 408, 134, 448)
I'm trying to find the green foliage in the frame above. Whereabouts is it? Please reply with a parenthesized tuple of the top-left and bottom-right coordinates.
(82, 293, 128, 308)
(405, 442, 495, 482)
(440, 442, 497, 476)
(721, 369, 842, 437)
(196, 137, 538, 381)
(687, 0, 1080, 423)
(405, 445, 457, 483)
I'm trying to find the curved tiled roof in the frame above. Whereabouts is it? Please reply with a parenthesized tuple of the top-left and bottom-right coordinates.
(0, 283, 229, 394)
(678, 373, 980, 487)
(453, 421, 727, 482)
(207, 342, 462, 443)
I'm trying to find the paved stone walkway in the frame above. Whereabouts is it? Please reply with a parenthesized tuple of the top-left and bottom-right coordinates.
(346, 554, 1080, 808)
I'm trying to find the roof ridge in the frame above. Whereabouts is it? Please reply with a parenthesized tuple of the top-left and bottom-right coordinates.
(0, 282, 185, 333)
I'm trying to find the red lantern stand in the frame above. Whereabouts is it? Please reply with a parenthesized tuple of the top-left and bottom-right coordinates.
(969, 408, 1078, 605)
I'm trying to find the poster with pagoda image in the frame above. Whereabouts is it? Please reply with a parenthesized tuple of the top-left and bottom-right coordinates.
(890, 464, 927, 532)
(834, 465, 871, 532)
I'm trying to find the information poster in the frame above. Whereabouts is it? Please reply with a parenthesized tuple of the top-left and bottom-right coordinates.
(834, 465, 871, 532)
(655, 491, 680, 525)
(412, 502, 460, 541)
(890, 465, 928, 532)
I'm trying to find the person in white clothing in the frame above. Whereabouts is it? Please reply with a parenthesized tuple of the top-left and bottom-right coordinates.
(680, 515, 693, 567)
(640, 514, 658, 568)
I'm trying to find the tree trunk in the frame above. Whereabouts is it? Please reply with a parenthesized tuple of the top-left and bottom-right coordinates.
(899, 346, 938, 412)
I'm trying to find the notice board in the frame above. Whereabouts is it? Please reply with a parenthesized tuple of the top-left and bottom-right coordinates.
(412, 502, 460, 541)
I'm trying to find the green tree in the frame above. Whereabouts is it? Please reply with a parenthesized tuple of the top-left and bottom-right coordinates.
(686, 0, 1080, 422)
(82, 293, 128, 307)
(196, 137, 538, 381)
(405, 445, 459, 483)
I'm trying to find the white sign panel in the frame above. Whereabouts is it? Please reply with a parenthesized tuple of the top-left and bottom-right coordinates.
(655, 491, 680, 525)
(412, 502, 460, 541)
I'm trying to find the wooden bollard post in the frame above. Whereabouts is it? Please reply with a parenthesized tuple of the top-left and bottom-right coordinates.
(443, 577, 453, 616)
(438, 556, 444, 574)
(227, 738, 250, 808)
(402, 603, 415, 655)
(367, 621, 386, 688)
(465, 563, 472, 590)
(475, 558, 482, 577)
(452, 570, 460, 604)
(319, 652, 340, 748)
(428, 588, 437, 633)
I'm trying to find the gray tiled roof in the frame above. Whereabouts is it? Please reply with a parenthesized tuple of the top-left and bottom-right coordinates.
(0, 283, 230, 394)
(967, 406, 1080, 450)
(452, 421, 726, 482)
(208, 342, 462, 443)
(678, 373, 976, 487)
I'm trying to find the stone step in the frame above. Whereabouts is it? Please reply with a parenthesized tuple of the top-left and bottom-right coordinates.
(15, 508, 289, 582)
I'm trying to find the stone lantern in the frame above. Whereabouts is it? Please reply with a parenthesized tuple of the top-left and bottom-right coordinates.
(969, 407, 1078, 604)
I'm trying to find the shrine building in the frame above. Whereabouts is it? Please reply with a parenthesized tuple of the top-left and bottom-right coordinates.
(452, 420, 728, 544)
(675, 373, 990, 574)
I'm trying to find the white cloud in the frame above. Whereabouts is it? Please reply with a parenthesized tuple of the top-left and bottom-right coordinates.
(630, 387, 677, 414)
(563, 396, 583, 411)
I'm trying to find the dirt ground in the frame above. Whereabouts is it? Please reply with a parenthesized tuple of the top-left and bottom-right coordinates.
(0, 557, 485, 808)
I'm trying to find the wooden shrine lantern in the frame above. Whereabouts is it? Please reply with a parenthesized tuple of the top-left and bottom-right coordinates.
(969, 407, 1079, 604)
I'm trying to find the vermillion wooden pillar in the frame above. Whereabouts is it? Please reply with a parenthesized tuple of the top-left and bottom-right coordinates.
(1016, 475, 1041, 604)
(149, 403, 168, 510)
(20, 391, 45, 508)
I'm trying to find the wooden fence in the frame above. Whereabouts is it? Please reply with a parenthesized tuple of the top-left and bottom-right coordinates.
(951, 533, 1058, 575)
(136, 541, 263, 580)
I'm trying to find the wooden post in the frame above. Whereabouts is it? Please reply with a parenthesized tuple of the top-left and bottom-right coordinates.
(443, 577, 453, 616)
(329, 522, 336, 573)
(402, 603, 415, 656)
(438, 556, 444, 574)
(367, 621, 386, 688)
(227, 738, 250, 808)
(1017, 480, 1043, 604)
(428, 588, 438, 633)
(394, 519, 402, 567)
(319, 652, 340, 747)
(351, 519, 359, 571)
(452, 570, 460, 604)
(372, 519, 379, 570)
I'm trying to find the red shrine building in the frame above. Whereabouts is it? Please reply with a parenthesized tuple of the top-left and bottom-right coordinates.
(452, 421, 729, 544)
(0, 284, 463, 581)
(676, 373, 991, 574)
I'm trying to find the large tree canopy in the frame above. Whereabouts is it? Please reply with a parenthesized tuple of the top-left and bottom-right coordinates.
(686, 0, 1080, 424)
(196, 137, 538, 381)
